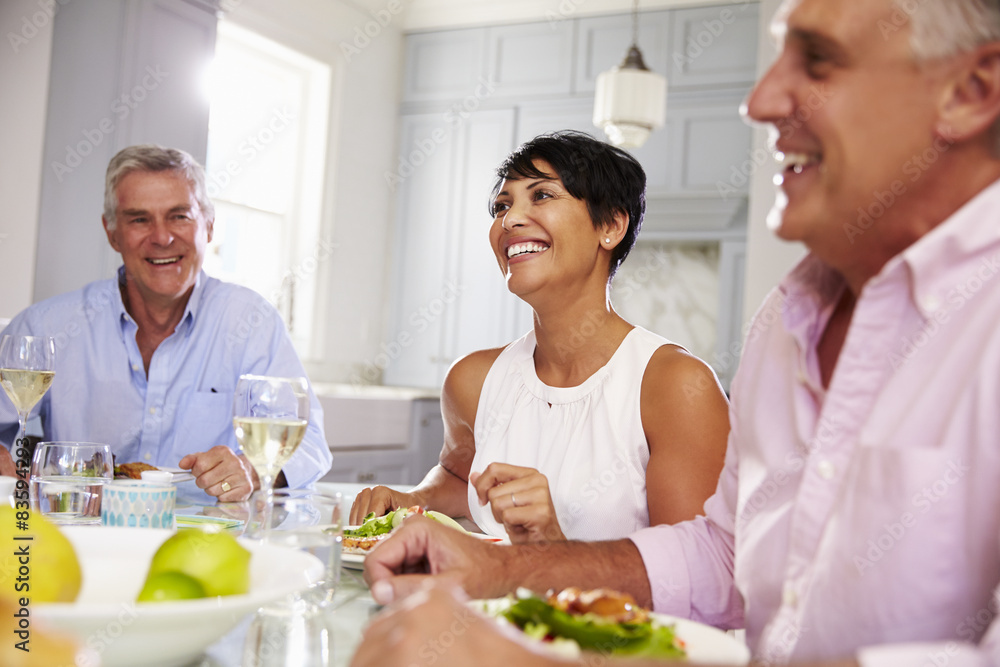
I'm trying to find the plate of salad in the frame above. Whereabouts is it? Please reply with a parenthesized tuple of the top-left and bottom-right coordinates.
(475, 587, 749, 664)
(341, 506, 501, 569)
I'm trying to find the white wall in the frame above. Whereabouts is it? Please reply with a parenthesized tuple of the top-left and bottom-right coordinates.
(742, 0, 805, 324)
(223, 0, 406, 382)
(0, 0, 53, 320)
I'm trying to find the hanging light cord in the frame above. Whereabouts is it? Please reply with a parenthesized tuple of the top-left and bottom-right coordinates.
(631, 0, 639, 48)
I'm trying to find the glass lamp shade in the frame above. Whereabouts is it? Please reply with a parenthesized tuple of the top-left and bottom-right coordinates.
(593, 63, 667, 149)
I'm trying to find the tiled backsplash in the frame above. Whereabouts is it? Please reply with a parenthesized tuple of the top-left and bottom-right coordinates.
(612, 241, 720, 367)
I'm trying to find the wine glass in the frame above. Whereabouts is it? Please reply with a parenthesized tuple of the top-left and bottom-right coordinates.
(0, 334, 56, 448)
(233, 375, 309, 537)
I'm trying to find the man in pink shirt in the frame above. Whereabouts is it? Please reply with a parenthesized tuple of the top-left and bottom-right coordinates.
(352, 0, 1000, 665)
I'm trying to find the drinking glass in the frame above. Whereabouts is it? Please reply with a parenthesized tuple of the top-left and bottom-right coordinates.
(242, 490, 343, 667)
(0, 334, 56, 447)
(29, 441, 113, 524)
(232, 375, 309, 537)
(245, 489, 343, 606)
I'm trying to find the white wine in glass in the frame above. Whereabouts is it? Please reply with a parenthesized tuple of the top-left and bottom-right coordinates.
(0, 335, 56, 446)
(233, 375, 309, 536)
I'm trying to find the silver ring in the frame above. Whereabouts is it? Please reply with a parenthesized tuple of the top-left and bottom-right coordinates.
(220, 480, 232, 493)
(511, 493, 517, 507)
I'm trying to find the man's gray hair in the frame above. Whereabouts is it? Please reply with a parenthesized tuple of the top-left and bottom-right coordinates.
(103, 145, 214, 230)
(904, 0, 1000, 60)
(901, 0, 1000, 153)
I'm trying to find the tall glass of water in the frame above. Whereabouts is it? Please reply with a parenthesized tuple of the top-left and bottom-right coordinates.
(233, 375, 309, 537)
(0, 335, 56, 447)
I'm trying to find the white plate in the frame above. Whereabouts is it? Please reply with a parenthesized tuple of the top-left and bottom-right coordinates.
(477, 597, 749, 665)
(158, 466, 196, 483)
(341, 530, 504, 570)
(36, 526, 323, 667)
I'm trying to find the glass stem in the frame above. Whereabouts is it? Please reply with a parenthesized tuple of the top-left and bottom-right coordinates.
(259, 474, 275, 538)
(16, 410, 27, 448)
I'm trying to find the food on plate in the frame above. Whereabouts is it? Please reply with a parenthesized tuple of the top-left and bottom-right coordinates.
(342, 506, 470, 555)
(114, 461, 161, 479)
(138, 529, 250, 601)
(482, 587, 687, 659)
(0, 507, 81, 603)
(342, 532, 390, 553)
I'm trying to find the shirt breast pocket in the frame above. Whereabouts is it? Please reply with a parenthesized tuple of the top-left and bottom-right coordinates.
(176, 392, 235, 454)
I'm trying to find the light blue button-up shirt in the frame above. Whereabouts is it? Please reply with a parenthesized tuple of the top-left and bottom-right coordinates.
(0, 269, 332, 500)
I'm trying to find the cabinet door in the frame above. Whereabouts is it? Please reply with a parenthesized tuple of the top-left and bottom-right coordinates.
(573, 11, 672, 95)
(486, 21, 575, 98)
(385, 109, 521, 389)
(383, 113, 460, 388)
(402, 28, 487, 103)
(323, 450, 412, 486)
(445, 109, 528, 364)
(410, 398, 444, 481)
(670, 4, 759, 89)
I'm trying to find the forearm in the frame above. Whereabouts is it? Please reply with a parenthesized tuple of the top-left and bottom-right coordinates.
(489, 538, 653, 607)
(408, 464, 471, 518)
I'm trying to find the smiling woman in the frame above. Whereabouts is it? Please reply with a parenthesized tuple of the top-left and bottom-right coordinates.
(351, 131, 731, 544)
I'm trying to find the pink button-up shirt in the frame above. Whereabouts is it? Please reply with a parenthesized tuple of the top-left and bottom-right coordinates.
(631, 178, 1000, 665)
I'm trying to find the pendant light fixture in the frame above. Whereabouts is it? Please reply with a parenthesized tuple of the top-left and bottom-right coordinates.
(592, 0, 667, 149)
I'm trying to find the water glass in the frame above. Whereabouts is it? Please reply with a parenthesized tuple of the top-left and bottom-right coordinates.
(245, 489, 343, 605)
(29, 442, 113, 524)
(242, 596, 337, 667)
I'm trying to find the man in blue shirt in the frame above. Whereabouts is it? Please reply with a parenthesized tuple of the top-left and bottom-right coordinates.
(0, 145, 332, 501)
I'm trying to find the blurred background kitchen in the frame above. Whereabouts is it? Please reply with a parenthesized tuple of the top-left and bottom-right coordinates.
(0, 0, 799, 485)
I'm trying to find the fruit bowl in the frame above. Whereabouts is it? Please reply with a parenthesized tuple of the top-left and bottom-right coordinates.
(35, 526, 323, 667)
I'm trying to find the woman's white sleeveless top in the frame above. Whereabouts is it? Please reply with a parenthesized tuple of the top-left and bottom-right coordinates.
(466, 326, 673, 541)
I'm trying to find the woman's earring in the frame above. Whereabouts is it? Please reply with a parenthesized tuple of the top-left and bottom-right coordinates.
(605, 237, 611, 244)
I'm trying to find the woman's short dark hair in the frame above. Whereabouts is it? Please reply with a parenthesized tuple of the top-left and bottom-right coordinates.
(489, 130, 646, 279)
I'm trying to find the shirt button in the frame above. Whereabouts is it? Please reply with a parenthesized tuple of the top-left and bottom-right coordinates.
(143, 452, 152, 461)
(782, 584, 798, 608)
(922, 295, 941, 312)
(149, 407, 156, 415)
(132, 364, 140, 371)
(817, 460, 835, 479)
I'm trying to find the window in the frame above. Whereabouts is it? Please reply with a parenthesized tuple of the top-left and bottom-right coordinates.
(203, 21, 331, 357)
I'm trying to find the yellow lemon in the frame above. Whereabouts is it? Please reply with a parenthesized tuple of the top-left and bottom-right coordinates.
(0, 598, 83, 667)
(145, 529, 250, 597)
(0, 506, 81, 604)
(137, 571, 206, 603)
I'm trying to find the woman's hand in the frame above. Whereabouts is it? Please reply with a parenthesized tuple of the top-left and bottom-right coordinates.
(350, 486, 417, 525)
(471, 462, 566, 543)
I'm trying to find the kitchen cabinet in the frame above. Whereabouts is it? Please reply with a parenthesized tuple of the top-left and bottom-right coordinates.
(33, 0, 216, 302)
(382, 109, 532, 388)
(316, 387, 443, 486)
(386, 3, 758, 390)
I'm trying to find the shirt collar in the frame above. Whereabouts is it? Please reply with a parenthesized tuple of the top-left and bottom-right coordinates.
(895, 176, 1000, 319)
(114, 266, 207, 336)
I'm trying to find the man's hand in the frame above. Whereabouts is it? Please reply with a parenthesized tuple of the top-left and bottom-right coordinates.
(363, 515, 516, 605)
(0, 446, 16, 477)
(350, 583, 560, 667)
(178, 445, 255, 501)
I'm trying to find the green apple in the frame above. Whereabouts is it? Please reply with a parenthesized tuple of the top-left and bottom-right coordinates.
(145, 529, 250, 597)
(137, 571, 206, 602)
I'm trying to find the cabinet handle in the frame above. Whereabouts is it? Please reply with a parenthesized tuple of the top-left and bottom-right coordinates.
(357, 472, 376, 483)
